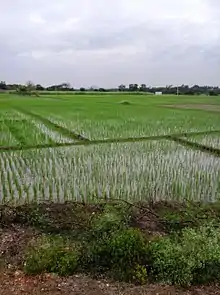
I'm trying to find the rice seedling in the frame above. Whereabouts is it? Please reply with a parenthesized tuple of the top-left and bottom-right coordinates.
(0, 93, 219, 204)
(0, 141, 219, 204)
(0, 122, 19, 146)
(182, 134, 220, 149)
(44, 112, 219, 140)
(30, 120, 76, 143)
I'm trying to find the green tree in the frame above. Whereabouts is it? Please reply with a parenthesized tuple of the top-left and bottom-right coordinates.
(139, 84, 146, 92)
(129, 84, 138, 91)
(118, 84, 126, 91)
(0, 81, 7, 90)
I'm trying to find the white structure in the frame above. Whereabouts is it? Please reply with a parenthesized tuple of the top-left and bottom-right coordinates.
(155, 91, 162, 95)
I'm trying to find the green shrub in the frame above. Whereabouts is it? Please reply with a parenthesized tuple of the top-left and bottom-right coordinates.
(92, 207, 122, 235)
(84, 204, 129, 271)
(109, 228, 147, 267)
(133, 264, 148, 285)
(91, 203, 131, 238)
(112, 263, 148, 284)
(87, 227, 148, 283)
(24, 235, 79, 276)
(194, 261, 220, 284)
(86, 204, 146, 283)
(148, 223, 220, 286)
(148, 234, 193, 285)
(109, 228, 148, 282)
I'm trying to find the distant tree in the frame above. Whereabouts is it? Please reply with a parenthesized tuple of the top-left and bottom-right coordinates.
(177, 84, 189, 95)
(128, 84, 133, 91)
(89, 86, 99, 91)
(118, 84, 126, 91)
(185, 90, 195, 95)
(26, 81, 36, 93)
(2, 79, 219, 96)
(36, 84, 44, 91)
(46, 85, 57, 91)
(15, 82, 39, 97)
(134, 84, 139, 91)
(59, 82, 72, 91)
(45, 83, 73, 91)
(191, 85, 202, 95)
(129, 84, 138, 91)
(139, 84, 147, 92)
(209, 90, 218, 96)
(16, 85, 28, 95)
(0, 81, 7, 90)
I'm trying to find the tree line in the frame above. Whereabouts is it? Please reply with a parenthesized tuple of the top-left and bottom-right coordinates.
(0, 81, 219, 96)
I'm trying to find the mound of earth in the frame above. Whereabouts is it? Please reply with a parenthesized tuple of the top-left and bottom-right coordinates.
(118, 100, 131, 105)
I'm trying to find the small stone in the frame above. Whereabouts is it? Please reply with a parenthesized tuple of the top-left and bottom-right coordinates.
(14, 270, 23, 277)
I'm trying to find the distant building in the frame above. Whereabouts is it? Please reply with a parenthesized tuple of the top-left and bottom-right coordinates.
(155, 91, 162, 95)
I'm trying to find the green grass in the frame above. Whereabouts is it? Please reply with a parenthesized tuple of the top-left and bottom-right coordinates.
(0, 93, 219, 203)
(1, 94, 220, 140)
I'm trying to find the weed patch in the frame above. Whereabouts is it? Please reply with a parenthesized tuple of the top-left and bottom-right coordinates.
(148, 223, 220, 285)
(2, 201, 220, 286)
(24, 235, 79, 276)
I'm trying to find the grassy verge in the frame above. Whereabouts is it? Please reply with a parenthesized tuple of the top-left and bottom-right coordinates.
(1, 200, 220, 286)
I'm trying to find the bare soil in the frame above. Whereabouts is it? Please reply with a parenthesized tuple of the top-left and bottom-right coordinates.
(162, 104, 220, 112)
(1, 269, 220, 295)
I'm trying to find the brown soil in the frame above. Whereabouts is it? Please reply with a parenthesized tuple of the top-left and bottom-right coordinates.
(1, 271, 220, 295)
(0, 225, 38, 269)
(162, 104, 220, 112)
(1, 201, 220, 295)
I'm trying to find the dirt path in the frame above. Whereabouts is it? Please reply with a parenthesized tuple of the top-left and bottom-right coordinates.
(1, 272, 220, 295)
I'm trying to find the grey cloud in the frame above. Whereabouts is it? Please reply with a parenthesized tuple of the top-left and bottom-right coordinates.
(0, 0, 220, 87)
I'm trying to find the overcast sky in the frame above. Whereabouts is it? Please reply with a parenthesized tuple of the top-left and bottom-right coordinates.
(1, 0, 219, 87)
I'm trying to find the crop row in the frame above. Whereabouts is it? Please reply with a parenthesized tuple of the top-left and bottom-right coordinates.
(1, 129, 220, 158)
(17, 109, 89, 141)
(33, 106, 220, 140)
(181, 134, 220, 149)
(0, 140, 219, 204)
(0, 109, 219, 153)
(0, 110, 85, 147)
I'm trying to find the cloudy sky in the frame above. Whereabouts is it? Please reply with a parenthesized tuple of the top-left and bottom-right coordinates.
(1, 0, 220, 87)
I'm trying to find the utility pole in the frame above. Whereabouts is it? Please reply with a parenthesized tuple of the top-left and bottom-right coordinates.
(177, 86, 179, 96)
